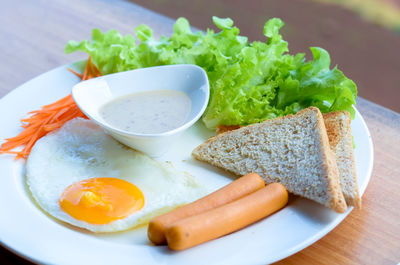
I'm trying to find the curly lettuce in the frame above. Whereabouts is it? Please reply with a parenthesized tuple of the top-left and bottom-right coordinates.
(65, 17, 357, 129)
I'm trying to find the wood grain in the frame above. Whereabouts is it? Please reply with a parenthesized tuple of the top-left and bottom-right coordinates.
(0, 0, 175, 98)
(1, 0, 399, 264)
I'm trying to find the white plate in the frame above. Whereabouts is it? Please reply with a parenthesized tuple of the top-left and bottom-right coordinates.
(0, 62, 373, 265)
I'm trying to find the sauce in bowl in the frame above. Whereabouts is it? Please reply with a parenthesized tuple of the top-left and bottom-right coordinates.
(100, 90, 192, 134)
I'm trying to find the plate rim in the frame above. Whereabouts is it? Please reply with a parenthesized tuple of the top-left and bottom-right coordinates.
(0, 62, 374, 265)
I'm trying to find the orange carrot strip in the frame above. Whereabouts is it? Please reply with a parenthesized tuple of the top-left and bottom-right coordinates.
(3, 124, 44, 142)
(21, 113, 54, 124)
(92, 65, 102, 77)
(19, 113, 57, 155)
(0, 139, 29, 151)
(43, 109, 82, 131)
(21, 116, 48, 123)
(51, 107, 71, 121)
(87, 58, 101, 78)
(67, 68, 83, 79)
(82, 57, 91, 80)
(0, 150, 24, 155)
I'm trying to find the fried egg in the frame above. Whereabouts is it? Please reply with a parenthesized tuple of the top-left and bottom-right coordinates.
(26, 118, 209, 232)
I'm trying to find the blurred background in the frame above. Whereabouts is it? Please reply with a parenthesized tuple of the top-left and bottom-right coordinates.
(130, 0, 400, 113)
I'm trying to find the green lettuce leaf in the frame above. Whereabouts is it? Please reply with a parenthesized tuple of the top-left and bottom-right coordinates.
(65, 17, 357, 128)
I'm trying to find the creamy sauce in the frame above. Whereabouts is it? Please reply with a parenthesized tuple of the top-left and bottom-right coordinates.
(100, 90, 192, 134)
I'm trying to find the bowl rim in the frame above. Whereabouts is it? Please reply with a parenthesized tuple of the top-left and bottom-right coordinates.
(72, 64, 210, 138)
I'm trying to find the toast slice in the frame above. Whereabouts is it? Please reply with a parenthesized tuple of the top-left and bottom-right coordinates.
(192, 107, 347, 213)
(323, 111, 361, 208)
(215, 112, 361, 209)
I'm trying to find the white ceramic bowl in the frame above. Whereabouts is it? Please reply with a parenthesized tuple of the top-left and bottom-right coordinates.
(72, 64, 210, 156)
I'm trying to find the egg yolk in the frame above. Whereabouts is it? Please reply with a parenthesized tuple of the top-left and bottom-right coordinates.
(59, 178, 144, 225)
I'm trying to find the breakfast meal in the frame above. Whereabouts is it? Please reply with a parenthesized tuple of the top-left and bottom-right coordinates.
(0, 16, 363, 253)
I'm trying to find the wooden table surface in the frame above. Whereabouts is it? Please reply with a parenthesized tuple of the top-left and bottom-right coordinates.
(1, 0, 399, 264)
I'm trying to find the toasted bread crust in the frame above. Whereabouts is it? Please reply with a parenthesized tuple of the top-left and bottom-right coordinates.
(193, 107, 347, 213)
(323, 111, 361, 209)
(313, 108, 347, 213)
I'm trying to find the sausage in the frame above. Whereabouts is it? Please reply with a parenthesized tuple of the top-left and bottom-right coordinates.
(165, 183, 288, 250)
(147, 173, 265, 245)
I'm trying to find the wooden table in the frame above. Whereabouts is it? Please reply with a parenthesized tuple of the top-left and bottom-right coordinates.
(1, 0, 399, 264)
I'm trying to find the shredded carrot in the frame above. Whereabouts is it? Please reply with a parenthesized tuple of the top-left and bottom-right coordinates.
(66, 68, 83, 79)
(0, 57, 102, 159)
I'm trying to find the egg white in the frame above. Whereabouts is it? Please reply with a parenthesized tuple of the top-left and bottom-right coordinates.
(26, 118, 209, 232)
